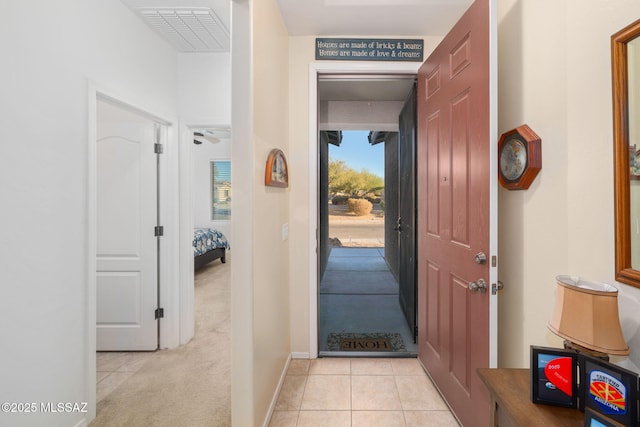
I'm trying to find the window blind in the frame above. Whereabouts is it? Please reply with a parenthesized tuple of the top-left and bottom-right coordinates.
(211, 160, 231, 220)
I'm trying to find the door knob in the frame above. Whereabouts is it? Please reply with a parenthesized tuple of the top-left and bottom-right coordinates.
(469, 279, 487, 293)
(474, 252, 487, 264)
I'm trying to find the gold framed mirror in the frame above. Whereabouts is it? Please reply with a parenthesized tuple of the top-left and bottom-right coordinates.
(613, 18, 640, 288)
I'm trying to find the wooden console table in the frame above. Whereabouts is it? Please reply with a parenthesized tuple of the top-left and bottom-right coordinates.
(477, 368, 584, 427)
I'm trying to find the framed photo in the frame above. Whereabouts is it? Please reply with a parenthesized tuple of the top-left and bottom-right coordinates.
(265, 149, 288, 188)
(584, 408, 626, 427)
(580, 354, 639, 426)
(530, 346, 579, 408)
(630, 145, 640, 180)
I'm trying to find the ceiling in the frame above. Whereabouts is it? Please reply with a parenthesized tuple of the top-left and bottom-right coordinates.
(121, 0, 473, 51)
(120, 0, 231, 52)
(121, 0, 472, 101)
(276, 0, 473, 37)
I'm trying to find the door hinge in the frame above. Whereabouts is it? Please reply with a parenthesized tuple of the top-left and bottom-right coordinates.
(492, 281, 504, 295)
(155, 225, 164, 236)
(414, 325, 418, 340)
(154, 143, 163, 154)
(155, 308, 164, 319)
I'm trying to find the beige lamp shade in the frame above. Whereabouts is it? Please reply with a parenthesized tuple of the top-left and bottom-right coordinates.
(548, 275, 629, 356)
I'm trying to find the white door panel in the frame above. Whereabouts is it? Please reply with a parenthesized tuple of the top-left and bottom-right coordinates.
(97, 137, 143, 256)
(96, 99, 159, 351)
(96, 272, 142, 324)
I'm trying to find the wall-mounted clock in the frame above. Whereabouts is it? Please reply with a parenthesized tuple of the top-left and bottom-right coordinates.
(498, 124, 541, 190)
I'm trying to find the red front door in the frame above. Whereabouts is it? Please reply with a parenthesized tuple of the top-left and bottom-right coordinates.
(417, 0, 493, 425)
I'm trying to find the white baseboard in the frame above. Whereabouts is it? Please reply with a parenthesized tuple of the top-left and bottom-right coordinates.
(262, 354, 292, 427)
(291, 352, 311, 359)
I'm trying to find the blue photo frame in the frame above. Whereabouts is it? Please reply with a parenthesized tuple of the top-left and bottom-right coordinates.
(584, 407, 626, 427)
(580, 354, 639, 426)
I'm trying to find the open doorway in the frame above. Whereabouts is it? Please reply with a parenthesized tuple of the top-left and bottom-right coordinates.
(317, 76, 417, 356)
(191, 126, 232, 268)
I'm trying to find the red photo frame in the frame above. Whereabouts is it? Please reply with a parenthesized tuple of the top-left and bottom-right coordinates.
(530, 346, 579, 409)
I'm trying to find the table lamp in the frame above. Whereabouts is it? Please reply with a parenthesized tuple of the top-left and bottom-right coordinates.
(547, 275, 629, 360)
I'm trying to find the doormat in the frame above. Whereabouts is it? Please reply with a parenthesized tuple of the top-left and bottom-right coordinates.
(326, 332, 406, 352)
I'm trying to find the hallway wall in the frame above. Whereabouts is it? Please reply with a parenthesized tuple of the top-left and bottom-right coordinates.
(252, 0, 291, 422)
(497, 0, 640, 370)
(178, 53, 231, 125)
(231, 0, 292, 425)
(0, 0, 178, 425)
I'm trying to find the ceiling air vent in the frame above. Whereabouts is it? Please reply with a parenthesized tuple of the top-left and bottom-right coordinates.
(136, 7, 229, 53)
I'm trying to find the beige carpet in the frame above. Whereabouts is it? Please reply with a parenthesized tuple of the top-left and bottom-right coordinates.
(91, 255, 231, 427)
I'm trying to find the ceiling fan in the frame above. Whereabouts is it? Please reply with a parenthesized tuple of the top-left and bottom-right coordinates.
(193, 128, 230, 145)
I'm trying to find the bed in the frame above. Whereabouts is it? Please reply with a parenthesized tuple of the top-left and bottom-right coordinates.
(193, 228, 229, 270)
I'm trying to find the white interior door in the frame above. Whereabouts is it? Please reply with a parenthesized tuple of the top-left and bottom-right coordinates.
(96, 98, 159, 351)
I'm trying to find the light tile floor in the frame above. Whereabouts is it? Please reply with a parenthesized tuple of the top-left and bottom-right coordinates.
(269, 358, 460, 427)
(96, 351, 155, 403)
